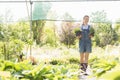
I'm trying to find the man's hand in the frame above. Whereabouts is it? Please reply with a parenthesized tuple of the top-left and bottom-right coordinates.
(77, 35, 82, 39)
(75, 30, 82, 36)
(89, 34, 94, 38)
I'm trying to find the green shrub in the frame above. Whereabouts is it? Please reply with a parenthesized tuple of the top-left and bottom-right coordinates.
(49, 59, 68, 65)
(68, 57, 79, 64)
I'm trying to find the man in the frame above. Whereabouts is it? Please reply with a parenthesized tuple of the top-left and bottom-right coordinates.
(77, 15, 94, 75)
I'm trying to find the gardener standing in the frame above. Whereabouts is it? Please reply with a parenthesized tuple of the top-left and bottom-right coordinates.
(77, 15, 94, 75)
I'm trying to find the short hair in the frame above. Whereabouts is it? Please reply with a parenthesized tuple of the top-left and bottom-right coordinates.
(83, 15, 89, 19)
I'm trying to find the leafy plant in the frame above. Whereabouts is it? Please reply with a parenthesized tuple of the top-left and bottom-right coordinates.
(90, 57, 117, 77)
(0, 59, 79, 80)
(100, 65, 120, 80)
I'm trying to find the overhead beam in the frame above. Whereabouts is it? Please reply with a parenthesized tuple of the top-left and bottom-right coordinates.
(0, 0, 120, 3)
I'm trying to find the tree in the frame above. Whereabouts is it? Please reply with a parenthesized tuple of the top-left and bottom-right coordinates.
(58, 12, 75, 48)
(61, 12, 74, 20)
(90, 10, 118, 47)
(0, 15, 4, 40)
(40, 10, 58, 46)
(95, 23, 117, 47)
(90, 10, 108, 23)
(114, 18, 120, 43)
(0, 9, 30, 60)
(32, 2, 51, 45)
(0, 9, 13, 60)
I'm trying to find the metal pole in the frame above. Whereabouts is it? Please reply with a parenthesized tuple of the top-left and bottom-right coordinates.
(30, 1, 33, 56)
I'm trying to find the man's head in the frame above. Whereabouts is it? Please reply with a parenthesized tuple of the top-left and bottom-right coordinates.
(83, 15, 89, 24)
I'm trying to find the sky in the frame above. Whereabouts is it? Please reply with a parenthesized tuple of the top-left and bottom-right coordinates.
(0, 1, 120, 22)
(51, 1, 120, 22)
